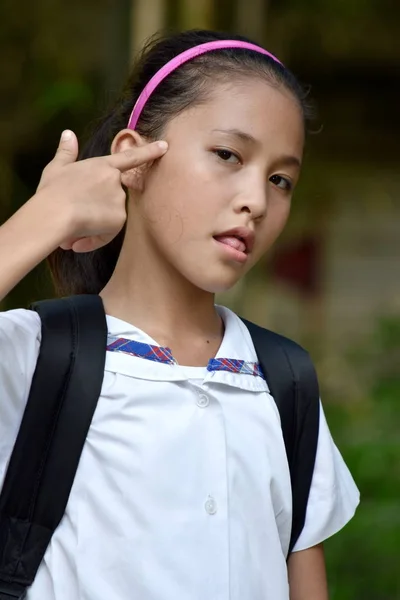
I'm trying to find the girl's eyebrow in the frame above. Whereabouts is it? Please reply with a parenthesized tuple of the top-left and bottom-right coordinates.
(212, 128, 258, 146)
(271, 155, 302, 170)
(212, 128, 302, 169)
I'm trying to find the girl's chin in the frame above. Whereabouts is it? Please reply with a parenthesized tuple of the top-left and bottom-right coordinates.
(174, 258, 248, 294)
(191, 274, 244, 295)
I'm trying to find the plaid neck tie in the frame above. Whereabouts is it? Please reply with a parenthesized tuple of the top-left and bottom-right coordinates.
(107, 336, 265, 379)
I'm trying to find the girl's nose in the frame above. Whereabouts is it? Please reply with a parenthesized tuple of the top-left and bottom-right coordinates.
(234, 184, 268, 221)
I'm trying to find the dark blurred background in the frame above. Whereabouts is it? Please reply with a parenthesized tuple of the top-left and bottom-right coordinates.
(1, 0, 399, 596)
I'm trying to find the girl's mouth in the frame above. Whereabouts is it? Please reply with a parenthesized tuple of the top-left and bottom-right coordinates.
(213, 235, 246, 253)
(213, 226, 255, 261)
(213, 236, 249, 263)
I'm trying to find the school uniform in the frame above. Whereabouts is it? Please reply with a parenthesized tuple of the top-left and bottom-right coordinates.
(0, 305, 359, 600)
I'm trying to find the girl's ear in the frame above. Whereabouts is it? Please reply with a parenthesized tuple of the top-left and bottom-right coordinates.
(111, 129, 152, 192)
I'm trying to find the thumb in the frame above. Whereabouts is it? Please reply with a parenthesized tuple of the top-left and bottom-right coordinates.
(54, 130, 79, 166)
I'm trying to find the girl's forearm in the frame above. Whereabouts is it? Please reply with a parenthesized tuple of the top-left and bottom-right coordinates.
(0, 192, 69, 302)
(288, 543, 329, 600)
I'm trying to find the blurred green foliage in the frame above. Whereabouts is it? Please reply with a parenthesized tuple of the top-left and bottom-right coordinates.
(324, 314, 400, 599)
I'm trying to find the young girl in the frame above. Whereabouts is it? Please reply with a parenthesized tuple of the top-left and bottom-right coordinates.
(0, 30, 359, 600)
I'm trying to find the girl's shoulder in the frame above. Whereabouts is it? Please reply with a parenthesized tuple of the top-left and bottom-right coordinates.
(0, 307, 42, 338)
(0, 307, 42, 417)
(0, 309, 42, 487)
(0, 308, 42, 366)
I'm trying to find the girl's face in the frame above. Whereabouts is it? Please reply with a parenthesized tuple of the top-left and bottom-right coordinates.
(129, 77, 304, 293)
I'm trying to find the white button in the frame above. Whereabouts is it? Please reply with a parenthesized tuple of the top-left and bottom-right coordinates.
(205, 496, 217, 515)
(196, 393, 210, 408)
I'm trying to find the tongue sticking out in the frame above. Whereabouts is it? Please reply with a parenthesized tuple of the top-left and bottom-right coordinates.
(214, 235, 246, 253)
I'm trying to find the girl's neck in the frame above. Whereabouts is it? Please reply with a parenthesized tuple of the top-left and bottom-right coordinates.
(100, 235, 223, 359)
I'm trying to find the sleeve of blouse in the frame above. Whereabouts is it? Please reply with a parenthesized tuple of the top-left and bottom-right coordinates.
(0, 308, 41, 491)
(292, 400, 360, 552)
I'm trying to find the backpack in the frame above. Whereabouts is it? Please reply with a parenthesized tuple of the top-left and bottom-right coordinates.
(0, 294, 320, 600)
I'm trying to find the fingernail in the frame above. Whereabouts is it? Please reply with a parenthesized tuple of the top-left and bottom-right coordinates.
(61, 130, 72, 141)
(157, 141, 168, 151)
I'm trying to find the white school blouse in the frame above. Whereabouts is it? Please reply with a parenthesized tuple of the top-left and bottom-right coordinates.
(0, 305, 359, 600)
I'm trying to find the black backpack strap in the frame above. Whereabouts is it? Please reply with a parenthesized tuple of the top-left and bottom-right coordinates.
(0, 295, 107, 600)
(242, 319, 320, 556)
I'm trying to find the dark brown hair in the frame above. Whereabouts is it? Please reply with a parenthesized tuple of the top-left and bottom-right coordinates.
(48, 29, 313, 297)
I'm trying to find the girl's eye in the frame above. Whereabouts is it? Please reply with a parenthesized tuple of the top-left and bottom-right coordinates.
(270, 174, 293, 192)
(214, 149, 241, 164)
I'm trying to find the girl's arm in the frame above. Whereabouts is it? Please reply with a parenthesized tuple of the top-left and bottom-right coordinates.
(288, 543, 329, 600)
(0, 191, 70, 303)
(0, 130, 168, 303)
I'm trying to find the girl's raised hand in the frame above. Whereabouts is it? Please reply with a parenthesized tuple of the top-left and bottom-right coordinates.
(37, 130, 168, 253)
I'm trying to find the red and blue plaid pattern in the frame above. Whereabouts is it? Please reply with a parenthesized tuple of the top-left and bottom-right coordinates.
(107, 336, 176, 364)
(107, 336, 265, 379)
(207, 358, 264, 378)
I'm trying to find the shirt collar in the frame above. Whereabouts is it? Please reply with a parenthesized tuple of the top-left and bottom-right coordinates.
(104, 306, 269, 393)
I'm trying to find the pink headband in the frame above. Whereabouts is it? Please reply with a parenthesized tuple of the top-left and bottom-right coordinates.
(127, 40, 283, 130)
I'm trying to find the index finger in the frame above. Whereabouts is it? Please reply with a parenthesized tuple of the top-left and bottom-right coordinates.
(105, 141, 168, 172)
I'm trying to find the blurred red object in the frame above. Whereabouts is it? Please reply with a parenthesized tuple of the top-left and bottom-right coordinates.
(270, 236, 322, 296)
